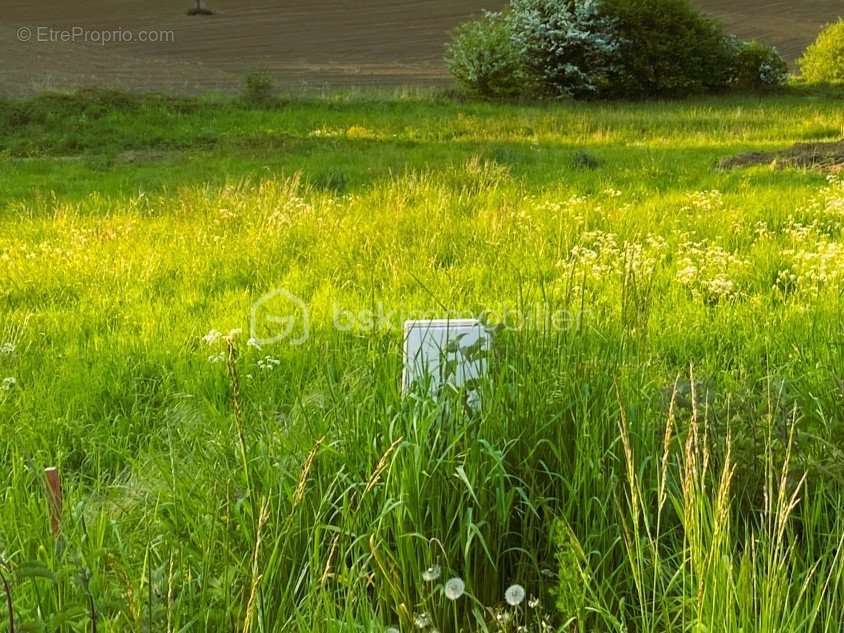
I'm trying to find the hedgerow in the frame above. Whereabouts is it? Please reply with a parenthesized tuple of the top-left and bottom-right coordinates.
(446, 0, 789, 99)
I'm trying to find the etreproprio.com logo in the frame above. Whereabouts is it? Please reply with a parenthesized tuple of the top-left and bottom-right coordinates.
(17, 26, 175, 45)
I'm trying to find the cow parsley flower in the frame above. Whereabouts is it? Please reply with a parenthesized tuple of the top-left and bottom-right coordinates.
(203, 329, 223, 345)
(257, 356, 281, 371)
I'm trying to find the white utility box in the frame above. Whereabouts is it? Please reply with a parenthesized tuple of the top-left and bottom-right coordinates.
(402, 319, 491, 404)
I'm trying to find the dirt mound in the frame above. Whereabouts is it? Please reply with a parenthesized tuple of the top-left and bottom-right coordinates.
(719, 141, 844, 171)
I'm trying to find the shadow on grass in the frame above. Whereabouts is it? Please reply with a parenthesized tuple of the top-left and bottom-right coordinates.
(0, 86, 836, 212)
(0, 133, 829, 215)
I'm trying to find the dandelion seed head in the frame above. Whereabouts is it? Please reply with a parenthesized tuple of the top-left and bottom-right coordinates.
(444, 577, 465, 601)
(422, 564, 441, 582)
(505, 583, 526, 606)
(414, 612, 430, 629)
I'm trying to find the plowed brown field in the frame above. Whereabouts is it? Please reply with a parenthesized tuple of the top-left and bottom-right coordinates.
(1, 1, 840, 96)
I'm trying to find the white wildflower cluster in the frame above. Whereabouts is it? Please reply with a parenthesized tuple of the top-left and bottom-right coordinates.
(533, 191, 632, 235)
(1, 341, 17, 393)
(676, 241, 749, 302)
(536, 194, 590, 223)
(203, 328, 241, 346)
(560, 231, 668, 284)
(680, 189, 724, 214)
(257, 356, 281, 371)
(307, 127, 344, 139)
(774, 268, 799, 294)
(819, 173, 844, 217)
(792, 176, 844, 224)
(201, 329, 282, 371)
(202, 328, 243, 363)
(784, 241, 844, 289)
(784, 219, 830, 243)
(202, 329, 224, 345)
(265, 193, 313, 229)
(774, 179, 844, 292)
(752, 220, 771, 241)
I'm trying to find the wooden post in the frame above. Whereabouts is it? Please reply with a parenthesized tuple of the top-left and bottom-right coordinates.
(188, 0, 213, 15)
(45, 467, 62, 538)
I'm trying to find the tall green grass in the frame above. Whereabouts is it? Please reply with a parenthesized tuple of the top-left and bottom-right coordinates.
(1, 91, 843, 631)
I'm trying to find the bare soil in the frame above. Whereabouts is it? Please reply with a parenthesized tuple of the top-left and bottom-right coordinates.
(719, 141, 844, 172)
(1, 0, 841, 96)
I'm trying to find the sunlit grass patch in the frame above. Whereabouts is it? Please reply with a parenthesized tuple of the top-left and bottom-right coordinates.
(1, 92, 844, 631)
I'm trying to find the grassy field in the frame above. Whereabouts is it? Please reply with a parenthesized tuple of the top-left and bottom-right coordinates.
(2, 90, 844, 632)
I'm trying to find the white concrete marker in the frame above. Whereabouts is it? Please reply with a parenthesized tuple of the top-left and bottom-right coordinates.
(402, 319, 491, 405)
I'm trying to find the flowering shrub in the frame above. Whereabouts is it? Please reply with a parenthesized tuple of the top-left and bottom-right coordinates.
(728, 38, 789, 90)
(799, 19, 844, 84)
(446, 0, 785, 99)
(445, 12, 528, 98)
(509, 0, 624, 98)
(445, 0, 624, 99)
